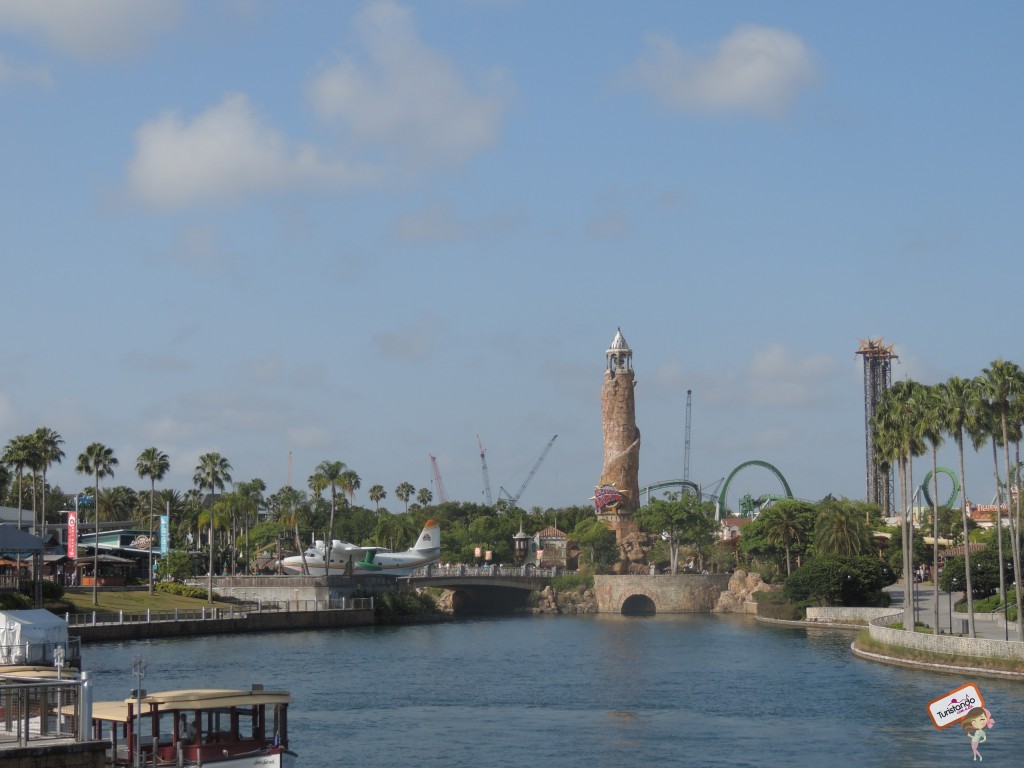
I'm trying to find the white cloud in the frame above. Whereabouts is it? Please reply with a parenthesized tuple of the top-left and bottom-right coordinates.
(0, 0, 183, 59)
(625, 25, 818, 116)
(746, 343, 838, 406)
(0, 53, 52, 87)
(127, 93, 372, 210)
(306, 0, 510, 170)
(394, 202, 464, 244)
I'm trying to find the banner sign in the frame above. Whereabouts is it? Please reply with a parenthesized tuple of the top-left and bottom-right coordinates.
(160, 515, 169, 555)
(67, 511, 78, 559)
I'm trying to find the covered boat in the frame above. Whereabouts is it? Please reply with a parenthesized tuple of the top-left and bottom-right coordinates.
(88, 686, 296, 767)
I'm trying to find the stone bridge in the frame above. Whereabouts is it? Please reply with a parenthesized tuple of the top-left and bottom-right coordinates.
(593, 573, 731, 614)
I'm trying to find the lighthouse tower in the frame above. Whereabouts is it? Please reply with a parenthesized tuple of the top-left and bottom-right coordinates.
(594, 328, 641, 540)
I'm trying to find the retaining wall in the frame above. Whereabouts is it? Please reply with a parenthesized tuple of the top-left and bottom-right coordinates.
(867, 611, 1024, 661)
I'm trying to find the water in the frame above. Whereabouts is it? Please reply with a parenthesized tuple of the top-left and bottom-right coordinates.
(81, 615, 1022, 767)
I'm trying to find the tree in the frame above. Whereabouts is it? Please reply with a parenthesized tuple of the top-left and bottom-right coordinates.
(340, 469, 361, 505)
(756, 499, 816, 576)
(236, 479, 266, 574)
(783, 555, 895, 607)
(874, 379, 928, 631)
(416, 487, 433, 507)
(814, 497, 873, 558)
(194, 453, 233, 603)
(635, 495, 717, 574)
(31, 427, 64, 536)
(368, 484, 386, 512)
(571, 517, 618, 572)
(395, 482, 415, 514)
(75, 442, 118, 606)
(314, 461, 346, 572)
(1, 434, 33, 531)
(981, 359, 1024, 639)
(136, 447, 170, 595)
(919, 384, 946, 634)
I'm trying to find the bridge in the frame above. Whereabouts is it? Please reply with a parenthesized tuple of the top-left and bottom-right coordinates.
(404, 565, 552, 613)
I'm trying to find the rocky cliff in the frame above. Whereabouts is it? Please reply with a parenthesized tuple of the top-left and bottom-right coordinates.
(712, 569, 778, 614)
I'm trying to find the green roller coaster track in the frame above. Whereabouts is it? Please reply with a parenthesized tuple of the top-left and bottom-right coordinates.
(718, 460, 794, 518)
(920, 467, 961, 509)
(639, 479, 702, 506)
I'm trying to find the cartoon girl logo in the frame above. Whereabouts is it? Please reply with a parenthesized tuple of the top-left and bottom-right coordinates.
(961, 706, 995, 761)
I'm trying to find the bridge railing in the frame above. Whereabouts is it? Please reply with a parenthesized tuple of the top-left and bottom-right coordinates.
(411, 564, 560, 578)
(63, 597, 375, 627)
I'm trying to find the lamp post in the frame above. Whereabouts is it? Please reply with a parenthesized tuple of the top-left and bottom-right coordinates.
(950, 578, 957, 634)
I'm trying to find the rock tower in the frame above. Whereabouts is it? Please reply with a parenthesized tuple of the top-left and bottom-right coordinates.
(594, 328, 640, 541)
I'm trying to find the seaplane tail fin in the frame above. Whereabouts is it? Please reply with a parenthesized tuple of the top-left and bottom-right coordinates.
(414, 519, 441, 552)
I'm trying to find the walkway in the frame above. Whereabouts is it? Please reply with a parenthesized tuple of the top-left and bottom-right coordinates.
(885, 582, 1020, 642)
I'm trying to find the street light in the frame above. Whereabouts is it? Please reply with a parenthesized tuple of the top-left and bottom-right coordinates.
(950, 577, 957, 634)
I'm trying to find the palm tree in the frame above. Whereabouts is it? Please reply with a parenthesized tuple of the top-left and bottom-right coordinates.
(193, 453, 233, 603)
(236, 479, 266, 574)
(982, 359, 1024, 638)
(2, 434, 34, 531)
(340, 469, 361, 505)
(395, 482, 415, 514)
(416, 487, 433, 507)
(314, 461, 347, 571)
(814, 497, 871, 558)
(759, 499, 813, 576)
(136, 447, 170, 595)
(31, 427, 64, 537)
(75, 442, 118, 606)
(938, 376, 983, 637)
(874, 379, 927, 631)
(368, 484, 386, 513)
(919, 384, 945, 634)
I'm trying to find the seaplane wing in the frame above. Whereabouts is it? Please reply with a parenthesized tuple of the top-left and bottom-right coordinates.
(353, 519, 441, 577)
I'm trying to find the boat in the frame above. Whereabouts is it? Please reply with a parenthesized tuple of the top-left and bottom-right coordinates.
(87, 685, 296, 767)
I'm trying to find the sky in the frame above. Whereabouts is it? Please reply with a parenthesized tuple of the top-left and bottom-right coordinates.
(1, 1, 1022, 516)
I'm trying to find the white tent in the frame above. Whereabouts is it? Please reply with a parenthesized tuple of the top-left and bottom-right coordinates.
(0, 610, 68, 664)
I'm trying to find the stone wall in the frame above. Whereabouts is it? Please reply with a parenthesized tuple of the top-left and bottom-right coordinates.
(867, 612, 1024, 661)
(806, 607, 897, 623)
(593, 574, 730, 613)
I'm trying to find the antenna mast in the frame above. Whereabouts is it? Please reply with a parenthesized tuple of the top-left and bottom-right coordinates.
(684, 389, 692, 482)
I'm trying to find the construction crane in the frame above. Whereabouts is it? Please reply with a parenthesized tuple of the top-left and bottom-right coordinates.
(498, 434, 558, 509)
(684, 389, 692, 482)
(428, 454, 448, 504)
(477, 435, 493, 505)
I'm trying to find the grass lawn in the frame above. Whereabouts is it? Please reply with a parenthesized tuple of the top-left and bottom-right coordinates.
(855, 630, 1024, 674)
(58, 588, 233, 614)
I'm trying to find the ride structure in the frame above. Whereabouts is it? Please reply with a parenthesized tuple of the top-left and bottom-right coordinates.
(857, 338, 897, 516)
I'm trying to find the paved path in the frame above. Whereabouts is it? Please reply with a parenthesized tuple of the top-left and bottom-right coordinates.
(885, 582, 1020, 642)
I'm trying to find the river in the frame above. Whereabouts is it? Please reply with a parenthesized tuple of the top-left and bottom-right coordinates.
(81, 614, 1021, 767)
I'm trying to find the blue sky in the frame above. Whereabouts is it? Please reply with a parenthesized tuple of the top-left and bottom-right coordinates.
(1, 1, 1021, 514)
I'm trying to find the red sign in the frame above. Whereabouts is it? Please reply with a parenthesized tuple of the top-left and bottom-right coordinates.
(67, 512, 77, 559)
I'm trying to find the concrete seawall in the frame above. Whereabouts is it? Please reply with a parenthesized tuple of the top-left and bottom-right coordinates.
(69, 608, 375, 643)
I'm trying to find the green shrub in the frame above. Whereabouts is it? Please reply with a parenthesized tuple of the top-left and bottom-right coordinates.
(375, 589, 439, 619)
(550, 572, 594, 592)
(18, 581, 64, 602)
(755, 591, 806, 621)
(0, 592, 32, 610)
(156, 582, 208, 600)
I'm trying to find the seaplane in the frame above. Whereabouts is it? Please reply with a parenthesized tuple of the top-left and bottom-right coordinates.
(280, 519, 441, 577)
(279, 538, 383, 576)
(354, 519, 441, 577)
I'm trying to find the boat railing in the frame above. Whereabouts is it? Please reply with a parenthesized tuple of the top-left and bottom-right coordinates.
(0, 674, 82, 747)
(0, 637, 81, 667)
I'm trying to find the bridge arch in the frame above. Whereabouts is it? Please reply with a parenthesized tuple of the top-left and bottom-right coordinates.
(621, 593, 657, 615)
(717, 460, 794, 519)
